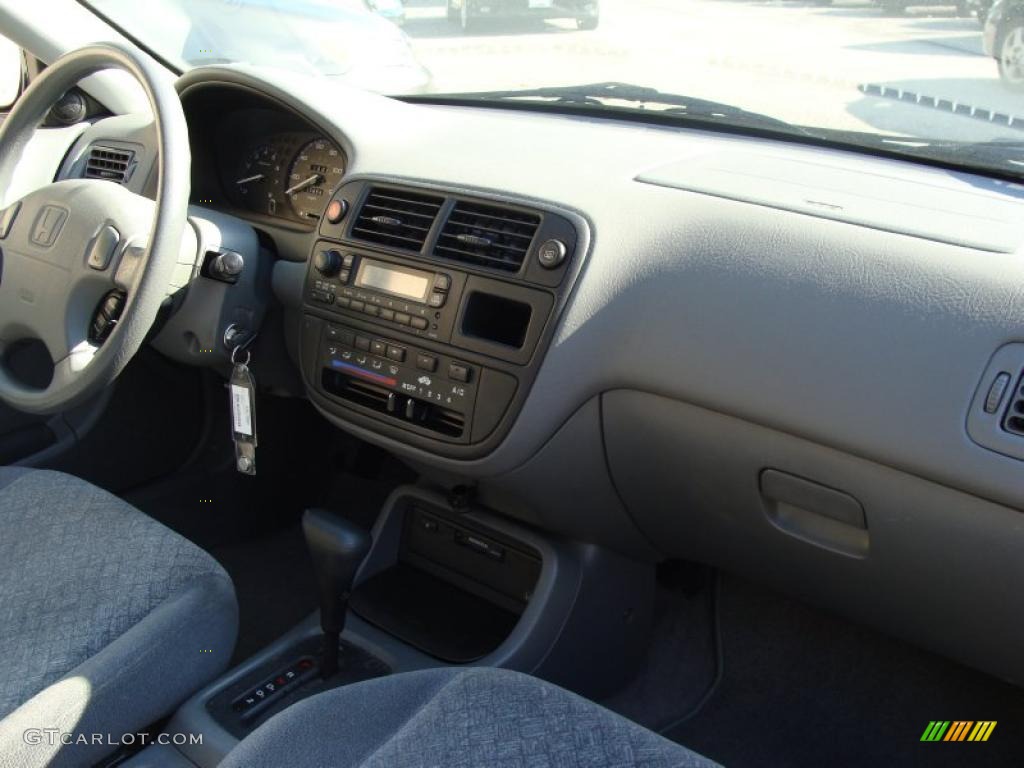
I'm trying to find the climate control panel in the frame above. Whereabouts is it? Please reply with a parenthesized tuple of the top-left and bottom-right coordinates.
(316, 321, 516, 444)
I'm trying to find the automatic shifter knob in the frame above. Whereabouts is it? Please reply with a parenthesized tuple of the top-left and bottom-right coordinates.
(302, 508, 372, 679)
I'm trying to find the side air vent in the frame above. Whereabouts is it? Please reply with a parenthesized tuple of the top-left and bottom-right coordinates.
(350, 187, 444, 252)
(1004, 372, 1024, 436)
(84, 146, 135, 184)
(434, 200, 540, 272)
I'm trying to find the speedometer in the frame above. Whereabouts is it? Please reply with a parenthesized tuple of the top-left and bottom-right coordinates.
(286, 138, 345, 222)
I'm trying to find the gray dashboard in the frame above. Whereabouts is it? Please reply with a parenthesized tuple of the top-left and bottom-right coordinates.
(166, 67, 1024, 501)
(65, 63, 1024, 684)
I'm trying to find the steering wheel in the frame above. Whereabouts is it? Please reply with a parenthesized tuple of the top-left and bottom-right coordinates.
(0, 41, 189, 415)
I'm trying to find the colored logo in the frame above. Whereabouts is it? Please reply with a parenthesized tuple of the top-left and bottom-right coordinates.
(920, 721, 996, 742)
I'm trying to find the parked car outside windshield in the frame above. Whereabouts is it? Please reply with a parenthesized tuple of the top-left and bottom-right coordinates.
(88, 0, 430, 93)
(84, 0, 1024, 179)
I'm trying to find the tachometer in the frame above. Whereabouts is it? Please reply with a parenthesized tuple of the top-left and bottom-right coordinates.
(236, 144, 283, 216)
(286, 138, 345, 221)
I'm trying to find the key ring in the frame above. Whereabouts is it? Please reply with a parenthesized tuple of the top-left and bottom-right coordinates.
(231, 345, 251, 367)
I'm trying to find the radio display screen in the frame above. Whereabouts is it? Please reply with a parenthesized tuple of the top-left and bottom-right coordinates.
(355, 259, 432, 303)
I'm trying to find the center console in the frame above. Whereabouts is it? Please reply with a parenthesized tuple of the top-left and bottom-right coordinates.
(298, 179, 585, 457)
(163, 487, 654, 768)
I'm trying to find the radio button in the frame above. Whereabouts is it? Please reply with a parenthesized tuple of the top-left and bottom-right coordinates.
(380, 309, 395, 322)
(339, 270, 351, 285)
(416, 354, 437, 372)
(428, 292, 446, 308)
(410, 317, 429, 331)
(433, 273, 451, 293)
(326, 326, 355, 347)
(350, 300, 365, 312)
(335, 296, 350, 308)
(386, 346, 406, 363)
(394, 312, 411, 326)
(371, 340, 387, 356)
(355, 336, 372, 352)
(448, 363, 472, 383)
(364, 305, 380, 317)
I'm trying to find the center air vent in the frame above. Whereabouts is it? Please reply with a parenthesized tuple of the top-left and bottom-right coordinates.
(434, 200, 540, 272)
(350, 187, 444, 252)
(83, 146, 135, 184)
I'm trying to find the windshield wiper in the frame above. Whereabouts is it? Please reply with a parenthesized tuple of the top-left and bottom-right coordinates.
(415, 81, 807, 135)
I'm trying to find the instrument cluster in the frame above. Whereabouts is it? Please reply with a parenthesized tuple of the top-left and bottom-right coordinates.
(229, 133, 346, 224)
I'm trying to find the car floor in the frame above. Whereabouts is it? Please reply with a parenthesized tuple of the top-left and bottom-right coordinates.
(638, 573, 1024, 768)
(121, 389, 414, 664)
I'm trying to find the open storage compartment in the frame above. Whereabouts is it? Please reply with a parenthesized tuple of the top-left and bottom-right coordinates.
(351, 505, 541, 663)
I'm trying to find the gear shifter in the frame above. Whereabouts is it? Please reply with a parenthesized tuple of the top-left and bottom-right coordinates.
(302, 508, 372, 679)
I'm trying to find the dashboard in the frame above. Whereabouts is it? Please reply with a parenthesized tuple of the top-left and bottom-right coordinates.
(44, 63, 1024, 690)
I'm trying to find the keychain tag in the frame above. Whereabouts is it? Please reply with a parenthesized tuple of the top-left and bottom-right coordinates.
(229, 347, 257, 476)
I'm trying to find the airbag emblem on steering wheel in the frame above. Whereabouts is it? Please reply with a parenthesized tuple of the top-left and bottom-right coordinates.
(29, 205, 68, 247)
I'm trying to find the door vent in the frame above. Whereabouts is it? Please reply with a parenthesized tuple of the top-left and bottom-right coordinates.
(1003, 372, 1024, 436)
(434, 200, 540, 272)
(350, 187, 444, 252)
(83, 146, 135, 184)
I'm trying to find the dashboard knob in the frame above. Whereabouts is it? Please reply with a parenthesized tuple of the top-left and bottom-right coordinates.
(314, 249, 343, 277)
(537, 239, 567, 269)
(211, 250, 244, 279)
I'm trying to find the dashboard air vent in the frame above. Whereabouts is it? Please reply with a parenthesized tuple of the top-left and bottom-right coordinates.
(84, 146, 135, 184)
(350, 187, 444, 252)
(1003, 372, 1024, 436)
(434, 200, 540, 272)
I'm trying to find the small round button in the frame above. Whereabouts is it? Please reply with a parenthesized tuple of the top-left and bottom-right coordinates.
(538, 239, 567, 269)
(325, 199, 348, 224)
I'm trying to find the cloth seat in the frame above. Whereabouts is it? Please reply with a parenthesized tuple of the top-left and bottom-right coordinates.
(0, 467, 237, 768)
(221, 667, 720, 768)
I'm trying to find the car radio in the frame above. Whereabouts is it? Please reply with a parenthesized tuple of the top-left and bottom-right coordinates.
(305, 241, 466, 344)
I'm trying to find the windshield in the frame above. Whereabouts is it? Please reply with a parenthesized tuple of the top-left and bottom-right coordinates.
(82, 0, 1024, 176)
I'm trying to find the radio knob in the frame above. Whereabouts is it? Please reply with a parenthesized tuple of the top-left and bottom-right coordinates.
(313, 249, 343, 277)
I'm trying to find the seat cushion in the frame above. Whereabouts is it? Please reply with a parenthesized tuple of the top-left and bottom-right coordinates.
(0, 468, 237, 768)
(221, 667, 720, 768)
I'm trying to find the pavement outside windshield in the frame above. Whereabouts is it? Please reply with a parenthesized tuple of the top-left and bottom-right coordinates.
(401, 0, 1020, 144)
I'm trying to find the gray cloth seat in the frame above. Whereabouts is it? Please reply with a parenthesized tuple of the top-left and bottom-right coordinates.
(0, 467, 238, 768)
(222, 667, 720, 768)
